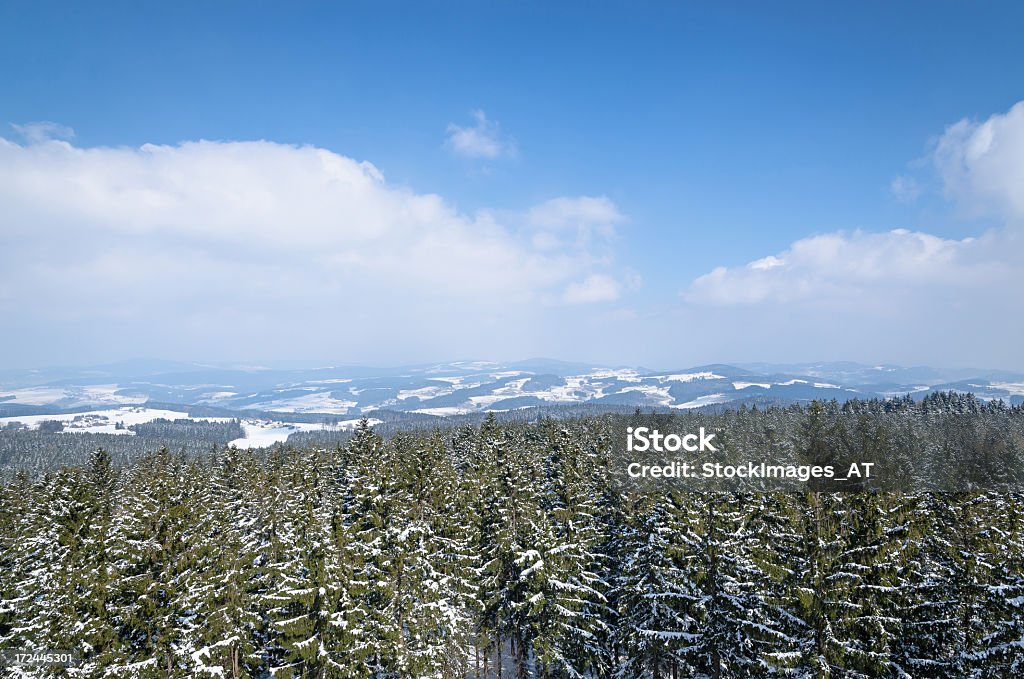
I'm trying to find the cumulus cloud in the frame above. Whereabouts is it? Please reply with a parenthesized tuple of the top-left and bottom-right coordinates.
(445, 110, 516, 159)
(677, 227, 1024, 369)
(933, 100, 1024, 223)
(0, 131, 626, 364)
(683, 229, 1012, 306)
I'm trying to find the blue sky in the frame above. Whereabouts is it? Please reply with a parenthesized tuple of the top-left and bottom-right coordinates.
(2, 1, 1023, 369)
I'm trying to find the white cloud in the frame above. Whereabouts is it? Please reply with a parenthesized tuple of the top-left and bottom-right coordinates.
(687, 101, 1024, 311)
(10, 121, 75, 143)
(563, 274, 622, 304)
(525, 195, 625, 251)
(684, 228, 1015, 306)
(0, 132, 628, 364)
(445, 109, 516, 159)
(677, 228, 1024, 371)
(527, 195, 624, 229)
(934, 99, 1024, 223)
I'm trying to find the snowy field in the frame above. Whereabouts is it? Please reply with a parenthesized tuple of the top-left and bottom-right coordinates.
(228, 417, 379, 448)
(659, 371, 724, 382)
(0, 406, 229, 435)
(672, 393, 731, 409)
(0, 384, 147, 407)
(0, 406, 378, 448)
(242, 390, 359, 414)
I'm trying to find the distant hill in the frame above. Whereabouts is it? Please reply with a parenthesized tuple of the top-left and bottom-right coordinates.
(2, 359, 1022, 421)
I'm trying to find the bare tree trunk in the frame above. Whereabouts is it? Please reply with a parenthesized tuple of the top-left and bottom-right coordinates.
(496, 630, 503, 679)
(514, 629, 526, 679)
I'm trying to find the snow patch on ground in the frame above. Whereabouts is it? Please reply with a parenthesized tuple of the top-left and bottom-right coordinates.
(587, 368, 642, 382)
(228, 418, 379, 448)
(467, 378, 532, 408)
(244, 391, 358, 414)
(659, 372, 724, 382)
(734, 381, 770, 390)
(537, 376, 606, 402)
(81, 384, 148, 404)
(397, 382, 458, 401)
(880, 385, 932, 397)
(0, 405, 382, 446)
(671, 393, 730, 410)
(619, 384, 674, 406)
(991, 382, 1024, 396)
(199, 391, 238, 400)
(0, 384, 147, 407)
(427, 376, 466, 384)
(0, 407, 229, 435)
(0, 387, 72, 405)
(411, 406, 472, 417)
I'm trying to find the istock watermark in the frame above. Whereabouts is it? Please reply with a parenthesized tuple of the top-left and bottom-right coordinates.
(626, 426, 719, 453)
(609, 415, 887, 492)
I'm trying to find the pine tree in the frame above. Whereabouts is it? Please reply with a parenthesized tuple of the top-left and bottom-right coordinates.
(680, 492, 772, 678)
(612, 492, 697, 678)
(526, 424, 609, 678)
(101, 447, 201, 675)
(185, 447, 267, 678)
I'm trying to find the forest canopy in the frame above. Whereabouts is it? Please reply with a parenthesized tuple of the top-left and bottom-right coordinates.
(1, 393, 1023, 677)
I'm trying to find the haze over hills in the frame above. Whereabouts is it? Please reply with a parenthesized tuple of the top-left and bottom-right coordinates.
(2, 359, 1023, 423)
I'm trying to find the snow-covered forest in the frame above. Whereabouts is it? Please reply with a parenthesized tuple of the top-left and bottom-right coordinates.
(2, 392, 1024, 677)
(0, 419, 246, 476)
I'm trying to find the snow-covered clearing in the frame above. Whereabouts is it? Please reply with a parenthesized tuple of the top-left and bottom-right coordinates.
(734, 381, 771, 390)
(228, 417, 380, 448)
(659, 371, 724, 382)
(245, 391, 358, 414)
(0, 384, 147, 407)
(0, 406, 230, 435)
(672, 393, 730, 409)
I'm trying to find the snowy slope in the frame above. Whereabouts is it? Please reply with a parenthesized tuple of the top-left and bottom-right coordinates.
(2, 359, 1021, 421)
